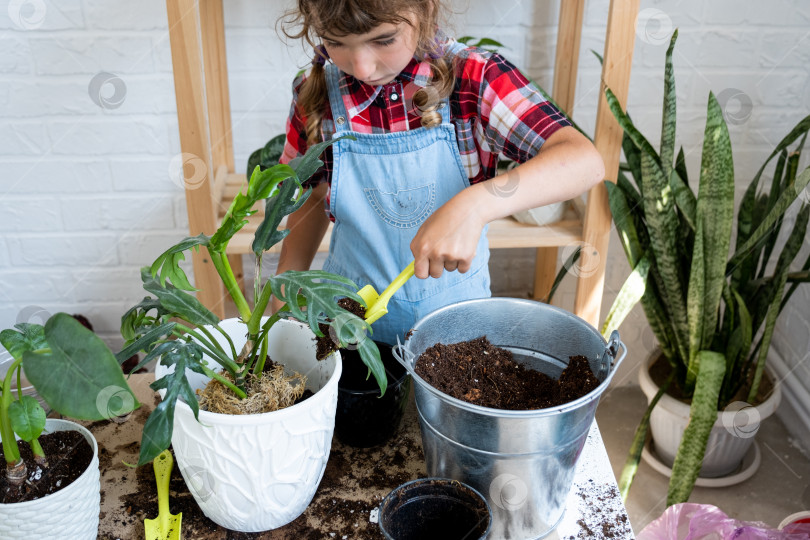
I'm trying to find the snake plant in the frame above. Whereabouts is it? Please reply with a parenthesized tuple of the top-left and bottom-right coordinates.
(602, 30, 810, 505)
(118, 136, 386, 467)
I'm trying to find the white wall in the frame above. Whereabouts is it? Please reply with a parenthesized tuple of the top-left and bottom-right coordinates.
(1, 0, 808, 444)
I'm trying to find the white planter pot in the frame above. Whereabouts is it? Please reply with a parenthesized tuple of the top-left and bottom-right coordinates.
(154, 318, 342, 532)
(0, 419, 100, 540)
(639, 352, 781, 479)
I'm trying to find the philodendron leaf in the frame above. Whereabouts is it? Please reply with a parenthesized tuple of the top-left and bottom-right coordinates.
(22, 313, 140, 421)
(115, 321, 177, 367)
(667, 350, 725, 505)
(0, 323, 47, 360)
(269, 270, 363, 333)
(9, 395, 46, 442)
(138, 341, 206, 466)
(289, 135, 355, 185)
(252, 175, 310, 255)
(141, 268, 219, 327)
(149, 233, 210, 291)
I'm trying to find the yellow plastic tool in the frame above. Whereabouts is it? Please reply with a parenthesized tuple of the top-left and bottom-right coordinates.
(358, 261, 415, 324)
(144, 450, 182, 540)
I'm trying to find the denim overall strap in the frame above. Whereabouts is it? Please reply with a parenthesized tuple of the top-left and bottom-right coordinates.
(322, 64, 490, 346)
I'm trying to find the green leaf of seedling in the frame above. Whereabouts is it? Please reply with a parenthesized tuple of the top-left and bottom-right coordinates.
(22, 313, 140, 421)
(149, 234, 210, 290)
(0, 323, 47, 360)
(120, 296, 170, 342)
(289, 135, 355, 185)
(246, 164, 297, 201)
(9, 395, 46, 442)
(269, 270, 361, 333)
(247, 133, 287, 173)
(138, 341, 206, 466)
(141, 268, 219, 327)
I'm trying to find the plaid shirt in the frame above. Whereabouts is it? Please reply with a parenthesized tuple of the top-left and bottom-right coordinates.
(280, 41, 570, 214)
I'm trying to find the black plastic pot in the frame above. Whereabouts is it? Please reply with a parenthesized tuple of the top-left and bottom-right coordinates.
(378, 478, 492, 540)
(335, 341, 410, 447)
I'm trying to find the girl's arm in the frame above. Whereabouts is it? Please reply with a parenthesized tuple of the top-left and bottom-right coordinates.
(410, 126, 605, 279)
(271, 182, 331, 312)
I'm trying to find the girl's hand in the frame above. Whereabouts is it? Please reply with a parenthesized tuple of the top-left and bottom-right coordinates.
(410, 190, 487, 279)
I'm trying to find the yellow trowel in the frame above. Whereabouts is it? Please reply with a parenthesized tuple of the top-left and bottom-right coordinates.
(145, 450, 182, 540)
(358, 261, 415, 324)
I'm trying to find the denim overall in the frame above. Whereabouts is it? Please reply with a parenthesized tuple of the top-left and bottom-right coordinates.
(322, 63, 491, 346)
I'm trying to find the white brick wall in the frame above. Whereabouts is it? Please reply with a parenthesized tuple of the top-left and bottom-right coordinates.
(1, 0, 808, 442)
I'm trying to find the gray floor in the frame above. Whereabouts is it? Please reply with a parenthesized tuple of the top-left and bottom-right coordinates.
(595, 384, 810, 534)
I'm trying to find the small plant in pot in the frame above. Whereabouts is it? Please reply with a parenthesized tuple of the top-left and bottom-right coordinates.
(600, 30, 810, 505)
(0, 314, 139, 539)
(120, 137, 387, 532)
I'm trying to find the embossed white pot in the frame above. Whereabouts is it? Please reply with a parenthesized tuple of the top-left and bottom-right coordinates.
(154, 318, 341, 532)
(639, 351, 781, 479)
(0, 419, 100, 540)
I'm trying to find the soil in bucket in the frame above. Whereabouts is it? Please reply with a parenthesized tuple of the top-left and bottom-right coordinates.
(0, 430, 93, 503)
(414, 336, 600, 409)
(379, 478, 491, 540)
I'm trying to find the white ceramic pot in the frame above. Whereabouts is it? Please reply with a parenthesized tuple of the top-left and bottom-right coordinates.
(0, 419, 100, 539)
(154, 318, 342, 532)
(639, 352, 781, 479)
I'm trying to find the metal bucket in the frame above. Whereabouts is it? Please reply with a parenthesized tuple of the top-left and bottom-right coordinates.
(393, 298, 626, 540)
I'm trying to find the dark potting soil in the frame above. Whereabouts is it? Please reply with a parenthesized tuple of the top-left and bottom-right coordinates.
(415, 336, 600, 410)
(314, 297, 367, 360)
(0, 430, 93, 503)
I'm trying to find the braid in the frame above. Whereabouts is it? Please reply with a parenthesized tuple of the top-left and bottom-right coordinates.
(298, 60, 328, 145)
(414, 55, 455, 128)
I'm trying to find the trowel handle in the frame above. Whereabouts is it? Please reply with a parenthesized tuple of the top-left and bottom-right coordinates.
(153, 450, 173, 525)
(378, 261, 415, 306)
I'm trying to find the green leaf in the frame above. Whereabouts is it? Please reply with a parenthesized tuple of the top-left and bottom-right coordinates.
(660, 30, 678, 179)
(602, 254, 650, 338)
(667, 351, 725, 505)
(605, 88, 660, 166)
(0, 323, 47, 360)
(685, 92, 735, 388)
(252, 176, 310, 255)
(269, 270, 362, 333)
(247, 133, 286, 173)
(289, 135, 354, 185)
(8, 395, 46, 442)
(546, 246, 581, 304)
(21, 313, 140, 421)
(115, 321, 177, 367)
(142, 268, 219, 327)
(149, 234, 210, 291)
(138, 341, 206, 466)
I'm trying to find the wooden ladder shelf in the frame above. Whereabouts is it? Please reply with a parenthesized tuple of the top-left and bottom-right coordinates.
(166, 0, 640, 326)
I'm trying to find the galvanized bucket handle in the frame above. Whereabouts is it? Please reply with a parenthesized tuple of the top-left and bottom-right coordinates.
(599, 330, 627, 381)
(392, 337, 418, 378)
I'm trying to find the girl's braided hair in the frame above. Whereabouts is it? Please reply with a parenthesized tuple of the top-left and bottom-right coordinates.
(280, 0, 454, 144)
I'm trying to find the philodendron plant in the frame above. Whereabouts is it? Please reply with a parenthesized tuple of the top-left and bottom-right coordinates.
(601, 30, 810, 505)
(119, 136, 386, 467)
(0, 314, 140, 485)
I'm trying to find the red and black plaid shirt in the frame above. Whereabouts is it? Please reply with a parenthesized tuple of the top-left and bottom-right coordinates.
(280, 40, 570, 215)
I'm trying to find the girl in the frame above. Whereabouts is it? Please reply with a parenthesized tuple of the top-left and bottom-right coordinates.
(276, 0, 605, 346)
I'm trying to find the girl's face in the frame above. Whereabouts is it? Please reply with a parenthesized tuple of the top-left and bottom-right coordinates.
(320, 20, 419, 86)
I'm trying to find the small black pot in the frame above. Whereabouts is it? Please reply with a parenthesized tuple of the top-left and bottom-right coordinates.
(335, 341, 410, 447)
(378, 478, 492, 540)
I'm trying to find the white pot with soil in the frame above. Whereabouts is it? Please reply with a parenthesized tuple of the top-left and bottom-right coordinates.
(639, 351, 781, 481)
(154, 318, 341, 532)
(0, 419, 100, 540)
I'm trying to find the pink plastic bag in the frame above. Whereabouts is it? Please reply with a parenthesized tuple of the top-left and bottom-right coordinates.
(637, 503, 810, 540)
